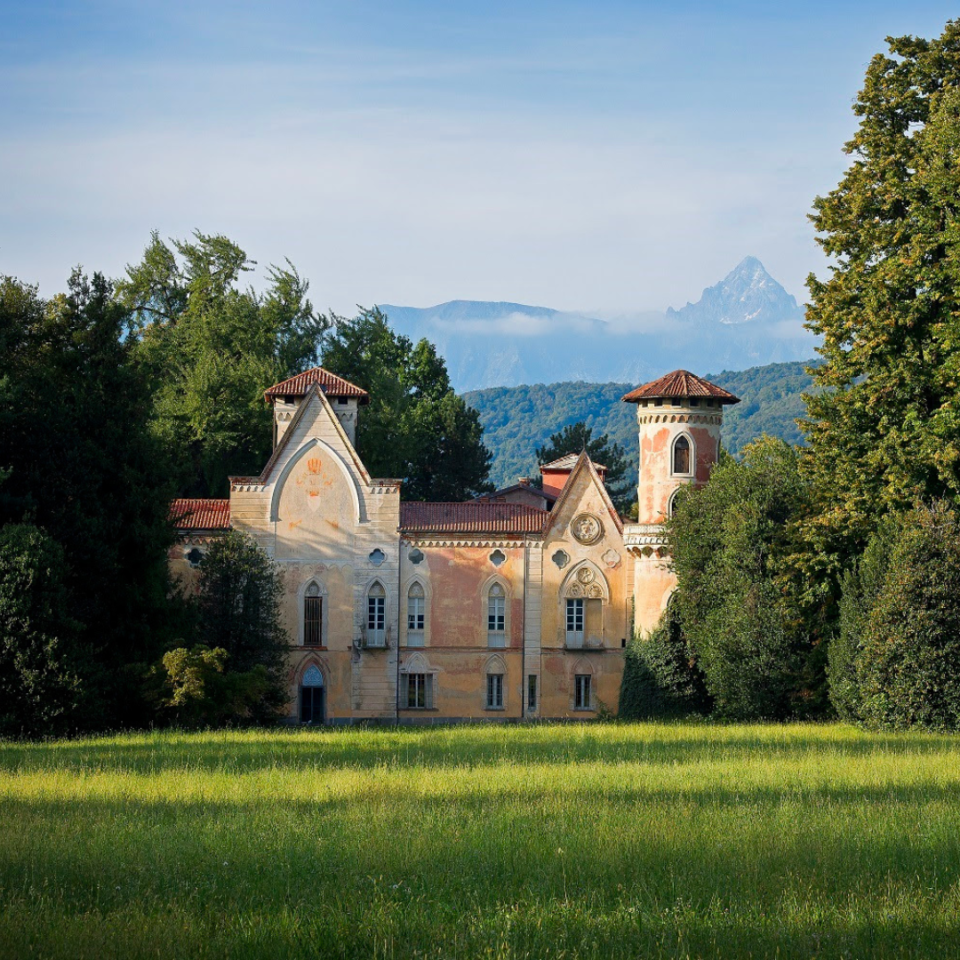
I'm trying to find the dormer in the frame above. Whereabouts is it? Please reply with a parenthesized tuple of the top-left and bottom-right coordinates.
(540, 453, 606, 500)
(264, 367, 370, 448)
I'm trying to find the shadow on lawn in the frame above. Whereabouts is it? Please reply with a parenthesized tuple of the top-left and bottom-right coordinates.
(2, 724, 959, 775)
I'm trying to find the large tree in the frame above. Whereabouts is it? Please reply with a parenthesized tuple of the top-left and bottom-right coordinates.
(666, 438, 819, 720)
(534, 421, 633, 513)
(0, 272, 179, 728)
(322, 307, 493, 499)
(802, 22, 960, 577)
(117, 231, 328, 497)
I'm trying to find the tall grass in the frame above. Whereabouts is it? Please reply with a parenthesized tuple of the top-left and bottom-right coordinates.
(1, 723, 959, 958)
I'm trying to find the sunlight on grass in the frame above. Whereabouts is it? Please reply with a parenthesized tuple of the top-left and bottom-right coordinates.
(2, 723, 959, 958)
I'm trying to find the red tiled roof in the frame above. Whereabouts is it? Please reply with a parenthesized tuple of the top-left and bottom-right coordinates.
(400, 502, 548, 534)
(170, 499, 231, 530)
(264, 367, 370, 404)
(621, 370, 740, 404)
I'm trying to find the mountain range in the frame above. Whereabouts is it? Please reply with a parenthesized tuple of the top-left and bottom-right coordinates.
(381, 257, 817, 392)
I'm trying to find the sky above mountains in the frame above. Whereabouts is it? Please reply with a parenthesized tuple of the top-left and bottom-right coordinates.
(2, 1, 958, 314)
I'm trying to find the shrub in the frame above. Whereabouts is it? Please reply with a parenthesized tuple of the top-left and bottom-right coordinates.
(619, 603, 710, 719)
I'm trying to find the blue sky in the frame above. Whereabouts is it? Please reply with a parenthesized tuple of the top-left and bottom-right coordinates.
(1, 1, 957, 315)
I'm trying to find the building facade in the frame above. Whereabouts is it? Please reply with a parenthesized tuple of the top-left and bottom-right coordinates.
(170, 367, 738, 723)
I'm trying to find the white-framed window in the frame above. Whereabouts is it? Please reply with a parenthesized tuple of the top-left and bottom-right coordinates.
(367, 581, 386, 647)
(404, 672, 433, 709)
(566, 598, 584, 647)
(486, 673, 504, 709)
(574, 674, 592, 710)
(487, 583, 506, 647)
(672, 434, 693, 475)
(407, 582, 425, 646)
(304, 583, 323, 646)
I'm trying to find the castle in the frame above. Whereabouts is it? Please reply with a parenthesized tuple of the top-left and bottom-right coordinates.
(171, 367, 738, 722)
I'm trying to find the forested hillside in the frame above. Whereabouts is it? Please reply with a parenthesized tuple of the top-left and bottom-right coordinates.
(464, 360, 816, 488)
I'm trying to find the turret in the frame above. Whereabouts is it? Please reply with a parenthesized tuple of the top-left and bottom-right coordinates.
(622, 370, 738, 523)
(264, 367, 369, 448)
(622, 370, 739, 634)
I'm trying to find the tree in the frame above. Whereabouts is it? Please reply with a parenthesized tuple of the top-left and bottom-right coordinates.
(802, 22, 960, 581)
(618, 600, 710, 720)
(857, 502, 960, 730)
(666, 438, 818, 720)
(322, 307, 493, 499)
(0, 524, 82, 736)
(0, 272, 180, 729)
(192, 530, 289, 722)
(117, 231, 328, 497)
(534, 421, 633, 512)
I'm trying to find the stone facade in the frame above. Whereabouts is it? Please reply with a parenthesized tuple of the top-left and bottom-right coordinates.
(170, 367, 737, 722)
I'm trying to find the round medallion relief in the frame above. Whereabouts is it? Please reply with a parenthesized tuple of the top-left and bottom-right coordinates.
(571, 513, 603, 545)
(576, 567, 595, 585)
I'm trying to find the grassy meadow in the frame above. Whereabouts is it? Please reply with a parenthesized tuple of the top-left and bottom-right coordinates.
(1, 723, 960, 959)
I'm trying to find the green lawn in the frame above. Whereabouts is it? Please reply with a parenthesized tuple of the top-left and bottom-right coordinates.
(2, 723, 960, 959)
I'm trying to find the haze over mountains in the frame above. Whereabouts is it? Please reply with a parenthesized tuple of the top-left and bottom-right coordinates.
(381, 257, 817, 392)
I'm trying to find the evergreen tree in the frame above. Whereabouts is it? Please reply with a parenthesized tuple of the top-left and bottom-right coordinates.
(118, 231, 328, 496)
(802, 22, 960, 579)
(322, 307, 493, 499)
(192, 530, 289, 722)
(534, 421, 632, 512)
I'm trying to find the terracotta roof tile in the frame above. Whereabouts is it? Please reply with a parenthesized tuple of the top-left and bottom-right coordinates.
(264, 367, 369, 404)
(170, 499, 231, 531)
(621, 370, 740, 404)
(400, 502, 548, 534)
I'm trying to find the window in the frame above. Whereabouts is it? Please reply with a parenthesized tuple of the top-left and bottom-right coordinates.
(489, 549, 506, 567)
(407, 583, 425, 646)
(673, 435, 691, 475)
(487, 583, 506, 647)
(404, 673, 433, 709)
(566, 598, 584, 646)
(486, 673, 504, 709)
(574, 674, 592, 710)
(300, 665, 325, 723)
(304, 583, 323, 646)
(527, 674, 537, 711)
(367, 582, 386, 647)
(369, 548, 386, 566)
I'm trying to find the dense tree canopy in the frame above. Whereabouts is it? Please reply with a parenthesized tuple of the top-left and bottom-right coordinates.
(322, 307, 493, 500)
(666, 438, 818, 720)
(118, 231, 328, 497)
(803, 22, 960, 573)
(0, 272, 179, 729)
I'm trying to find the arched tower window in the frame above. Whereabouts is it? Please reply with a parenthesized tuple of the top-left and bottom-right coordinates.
(672, 434, 692, 475)
(487, 582, 506, 648)
(367, 581, 386, 647)
(407, 582, 426, 646)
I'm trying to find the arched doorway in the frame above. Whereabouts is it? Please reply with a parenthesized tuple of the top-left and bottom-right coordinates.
(300, 664, 325, 724)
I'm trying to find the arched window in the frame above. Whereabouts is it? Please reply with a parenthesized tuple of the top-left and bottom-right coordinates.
(407, 582, 425, 647)
(367, 581, 386, 647)
(673, 435, 692, 475)
(667, 488, 680, 519)
(485, 655, 507, 710)
(300, 665, 325, 724)
(304, 582, 323, 646)
(487, 582, 506, 647)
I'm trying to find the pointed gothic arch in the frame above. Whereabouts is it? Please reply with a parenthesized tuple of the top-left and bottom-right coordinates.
(671, 431, 695, 477)
(270, 437, 364, 523)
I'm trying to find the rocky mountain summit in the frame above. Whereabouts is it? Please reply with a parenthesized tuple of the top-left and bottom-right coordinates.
(667, 257, 805, 326)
